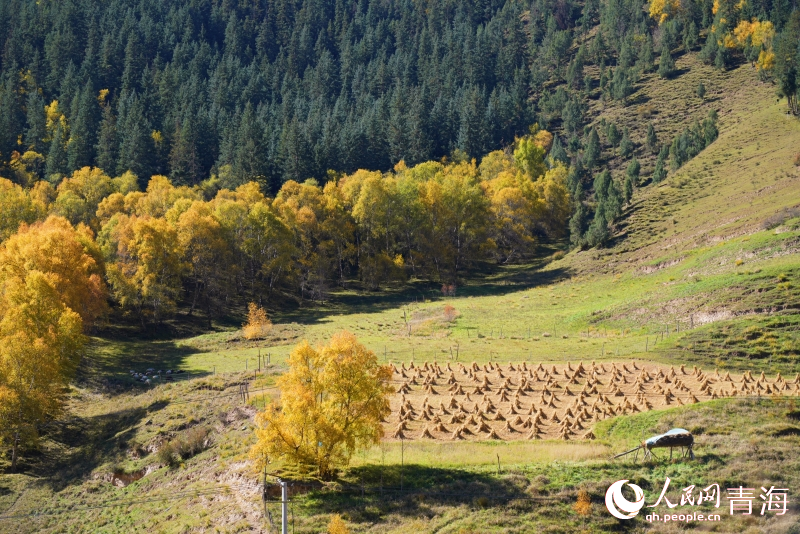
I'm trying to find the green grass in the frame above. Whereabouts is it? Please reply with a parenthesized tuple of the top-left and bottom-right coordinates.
(2, 54, 800, 533)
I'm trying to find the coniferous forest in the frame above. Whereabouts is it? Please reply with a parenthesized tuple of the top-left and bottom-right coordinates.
(0, 0, 797, 322)
(0, 0, 796, 193)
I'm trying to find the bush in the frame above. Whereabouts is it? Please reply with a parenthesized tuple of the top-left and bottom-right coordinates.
(158, 427, 210, 467)
(243, 302, 272, 340)
(156, 441, 178, 468)
(328, 514, 350, 534)
(174, 427, 209, 459)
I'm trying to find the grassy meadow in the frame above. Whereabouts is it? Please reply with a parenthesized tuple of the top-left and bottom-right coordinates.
(1, 54, 799, 534)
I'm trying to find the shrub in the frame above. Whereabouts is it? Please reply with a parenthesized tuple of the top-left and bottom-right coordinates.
(174, 427, 209, 459)
(243, 302, 272, 340)
(156, 441, 177, 467)
(443, 305, 458, 322)
(328, 514, 350, 534)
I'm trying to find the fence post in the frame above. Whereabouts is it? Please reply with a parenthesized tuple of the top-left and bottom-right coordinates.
(279, 479, 288, 534)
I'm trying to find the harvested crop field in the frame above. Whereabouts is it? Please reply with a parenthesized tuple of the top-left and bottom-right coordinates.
(384, 360, 800, 441)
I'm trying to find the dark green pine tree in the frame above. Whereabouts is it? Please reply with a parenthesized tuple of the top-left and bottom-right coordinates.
(567, 49, 585, 90)
(231, 103, 269, 188)
(584, 127, 600, 170)
(407, 90, 433, 165)
(45, 121, 68, 181)
(684, 21, 699, 51)
(387, 86, 410, 164)
(169, 115, 201, 186)
(117, 95, 153, 180)
(623, 172, 634, 204)
(619, 128, 633, 158)
(593, 169, 611, 203)
(568, 159, 585, 194)
(700, 32, 719, 65)
(456, 86, 487, 160)
(549, 135, 569, 165)
(0, 75, 24, 161)
(67, 83, 99, 170)
(586, 206, 609, 247)
(278, 117, 312, 185)
(669, 134, 686, 170)
(602, 174, 622, 221)
(702, 109, 719, 145)
(121, 31, 145, 94)
(653, 146, 668, 183)
(25, 90, 47, 154)
(658, 43, 675, 79)
(569, 200, 588, 248)
(696, 81, 706, 99)
(638, 36, 655, 72)
(606, 122, 620, 147)
(618, 39, 635, 69)
(612, 66, 632, 101)
(646, 123, 658, 154)
(95, 103, 117, 174)
(626, 157, 641, 183)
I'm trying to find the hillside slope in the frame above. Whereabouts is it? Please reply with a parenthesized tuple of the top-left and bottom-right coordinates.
(1, 57, 800, 534)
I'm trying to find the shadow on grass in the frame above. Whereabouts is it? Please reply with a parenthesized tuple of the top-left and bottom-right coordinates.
(276, 242, 572, 326)
(299, 464, 532, 522)
(23, 400, 169, 490)
(76, 334, 210, 392)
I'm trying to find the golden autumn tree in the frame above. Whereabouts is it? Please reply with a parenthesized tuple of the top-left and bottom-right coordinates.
(0, 216, 107, 468)
(175, 201, 232, 322)
(0, 177, 42, 241)
(53, 166, 115, 230)
(327, 514, 350, 534)
(250, 331, 393, 479)
(648, 0, 682, 25)
(100, 214, 186, 324)
(243, 302, 272, 340)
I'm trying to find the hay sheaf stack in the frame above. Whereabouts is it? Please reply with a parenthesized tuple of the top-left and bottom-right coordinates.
(384, 360, 798, 441)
